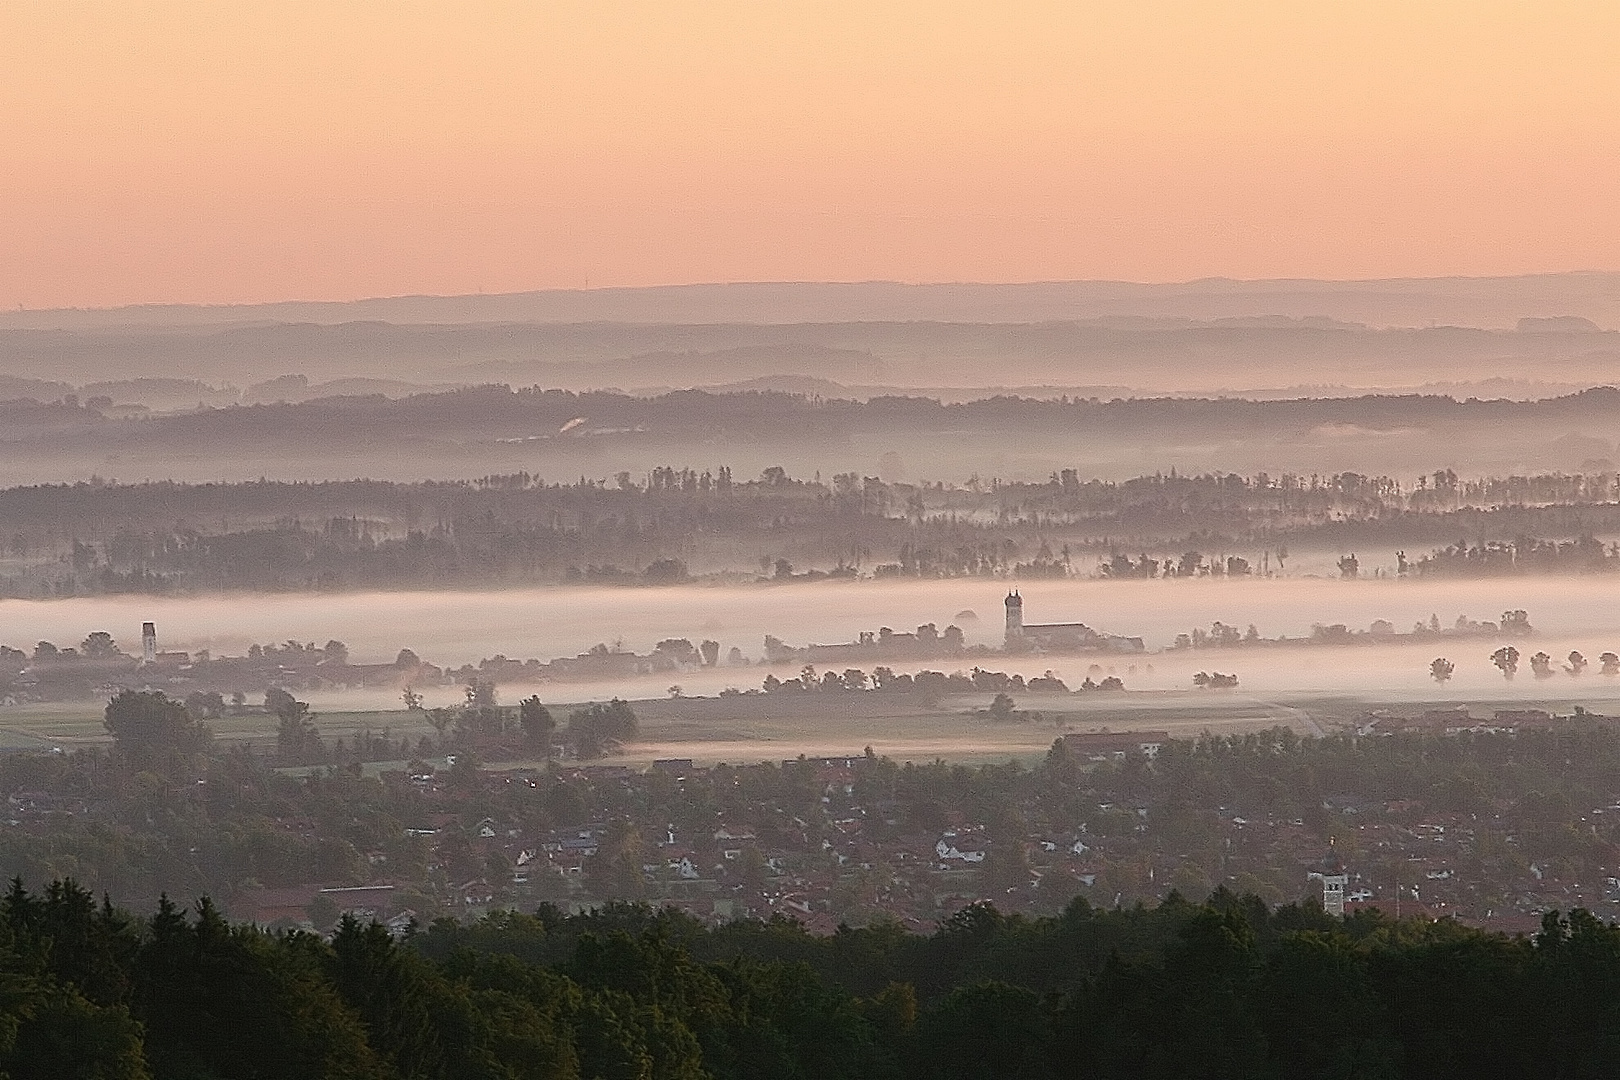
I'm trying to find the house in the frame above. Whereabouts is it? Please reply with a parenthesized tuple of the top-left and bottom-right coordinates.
(581, 764, 635, 781)
(1493, 709, 1554, 729)
(383, 910, 418, 937)
(233, 883, 397, 927)
(935, 832, 987, 864)
(458, 879, 494, 906)
(7, 791, 86, 817)
(556, 831, 602, 857)
(1062, 731, 1169, 761)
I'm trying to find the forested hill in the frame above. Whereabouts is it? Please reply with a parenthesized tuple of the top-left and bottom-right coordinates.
(11, 383, 1620, 449)
(4, 383, 1620, 486)
(5, 882, 1620, 1079)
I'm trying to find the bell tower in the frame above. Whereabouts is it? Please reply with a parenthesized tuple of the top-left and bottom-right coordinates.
(1309, 839, 1349, 916)
(1004, 590, 1023, 647)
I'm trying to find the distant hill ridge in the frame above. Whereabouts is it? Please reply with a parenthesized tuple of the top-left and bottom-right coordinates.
(3, 272, 1617, 330)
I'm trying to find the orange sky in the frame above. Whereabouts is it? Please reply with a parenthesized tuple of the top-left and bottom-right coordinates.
(3, 1, 1617, 308)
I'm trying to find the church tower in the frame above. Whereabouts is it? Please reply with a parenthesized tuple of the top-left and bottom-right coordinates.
(1004, 590, 1023, 648)
(1309, 839, 1349, 916)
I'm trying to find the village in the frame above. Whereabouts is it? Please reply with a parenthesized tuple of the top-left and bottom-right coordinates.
(0, 591, 1146, 705)
(81, 703, 1612, 940)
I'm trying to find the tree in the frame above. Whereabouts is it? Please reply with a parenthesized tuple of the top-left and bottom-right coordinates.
(1602, 652, 1620, 676)
(1567, 651, 1588, 675)
(3, 986, 150, 1080)
(519, 696, 554, 753)
(306, 892, 340, 932)
(736, 846, 768, 895)
(426, 708, 456, 748)
(641, 558, 687, 584)
(183, 690, 226, 719)
(79, 631, 120, 659)
(583, 822, 646, 900)
(910, 981, 1054, 1080)
(981, 841, 1032, 895)
(103, 690, 207, 771)
(1530, 651, 1555, 678)
(457, 682, 501, 744)
(568, 700, 638, 760)
(401, 687, 424, 711)
(1430, 657, 1455, 683)
(1501, 609, 1533, 634)
(269, 688, 323, 766)
(987, 693, 1017, 722)
(1491, 646, 1520, 679)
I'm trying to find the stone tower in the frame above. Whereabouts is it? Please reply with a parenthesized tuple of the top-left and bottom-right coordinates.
(141, 622, 157, 665)
(1309, 840, 1348, 916)
(1004, 590, 1023, 648)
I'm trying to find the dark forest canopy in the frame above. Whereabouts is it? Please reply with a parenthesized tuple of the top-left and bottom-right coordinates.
(6, 880, 1620, 1079)
(8, 382, 1620, 444)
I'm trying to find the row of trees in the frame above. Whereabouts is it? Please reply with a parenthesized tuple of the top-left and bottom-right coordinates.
(756, 665, 1084, 696)
(420, 686, 639, 762)
(11, 878, 1620, 1079)
(100, 684, 639, 773)
(1445, 648, 1620, 681)
(15, 461, 1620, 597)
(1411, 535, 1620, 577)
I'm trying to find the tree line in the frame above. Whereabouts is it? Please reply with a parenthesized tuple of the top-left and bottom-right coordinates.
(7, 879, 1620, 1079)
(9, 461, 1620, 594)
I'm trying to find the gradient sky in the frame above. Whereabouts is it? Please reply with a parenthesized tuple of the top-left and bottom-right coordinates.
(3, 1, 1618, 308)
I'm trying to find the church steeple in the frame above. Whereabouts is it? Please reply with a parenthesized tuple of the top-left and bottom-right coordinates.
(1310, 837, 1349, 916)
(1004, 590, 1023, 647)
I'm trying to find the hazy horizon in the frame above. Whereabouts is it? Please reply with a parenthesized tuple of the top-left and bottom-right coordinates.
(6, 4, 1619, 308)
(4, 272, 1618, 331)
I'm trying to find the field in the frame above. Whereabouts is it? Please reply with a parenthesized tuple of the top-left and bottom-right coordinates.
(5, 686, 1607, 768)
(605, 691, 1335, 768)
(0, 689, 1413, 768)
(0, 703, 421, 754)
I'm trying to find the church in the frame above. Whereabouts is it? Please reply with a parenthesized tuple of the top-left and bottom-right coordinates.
(1004, 590, 1144, 654)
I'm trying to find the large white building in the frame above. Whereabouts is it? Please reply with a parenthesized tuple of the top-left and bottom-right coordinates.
(1004, 591, 1143, 653)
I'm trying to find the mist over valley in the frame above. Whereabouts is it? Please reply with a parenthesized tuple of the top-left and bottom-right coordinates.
(12, 7, 1620, 1073)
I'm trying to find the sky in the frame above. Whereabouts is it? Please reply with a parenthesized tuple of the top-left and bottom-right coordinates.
(3, 1, 1618, 308)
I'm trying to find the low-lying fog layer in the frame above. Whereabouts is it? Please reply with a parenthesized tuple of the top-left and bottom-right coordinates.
(3, 578, 1620, 710)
